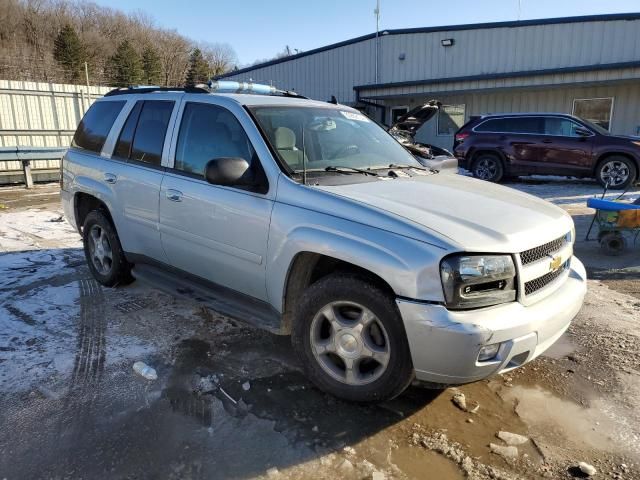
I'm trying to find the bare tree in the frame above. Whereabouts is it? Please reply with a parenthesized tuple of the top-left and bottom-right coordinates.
(200, 41, 238, 77)
(155, 29, 190, 86)
(0, 0, 239, 86)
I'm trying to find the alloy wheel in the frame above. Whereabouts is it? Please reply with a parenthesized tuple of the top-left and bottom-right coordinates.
(475, 158, 498, 180)
(310, 301, 390, 386)
(600, 160, 630, 187)
(87, 225, 113, 275)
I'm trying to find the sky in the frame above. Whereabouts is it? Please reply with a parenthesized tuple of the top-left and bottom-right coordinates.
(102, 0, 640, 66)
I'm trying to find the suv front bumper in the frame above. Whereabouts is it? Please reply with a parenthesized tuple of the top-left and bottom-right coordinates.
(397, 256, 587, 384)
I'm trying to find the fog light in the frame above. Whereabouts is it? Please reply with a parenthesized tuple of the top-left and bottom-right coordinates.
(478, 343, 501, 362)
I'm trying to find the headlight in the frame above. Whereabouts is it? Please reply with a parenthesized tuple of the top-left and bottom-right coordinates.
(440, 254, 516, 309)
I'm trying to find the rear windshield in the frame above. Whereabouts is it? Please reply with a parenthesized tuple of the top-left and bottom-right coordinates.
(72, 101, 125, 153)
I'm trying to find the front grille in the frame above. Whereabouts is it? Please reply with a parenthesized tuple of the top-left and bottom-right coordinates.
(520, 235, 567, 266)
(524, 261, 569, 295)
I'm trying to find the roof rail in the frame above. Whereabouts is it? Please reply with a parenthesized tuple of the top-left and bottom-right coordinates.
(103, 82, 309, 99)
(104, 86, 209, 97)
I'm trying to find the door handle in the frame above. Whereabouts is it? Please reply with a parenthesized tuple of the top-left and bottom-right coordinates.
(166, 189, 183, 202)
(104, 173, 117, 184)
(541, 139, 553, 144)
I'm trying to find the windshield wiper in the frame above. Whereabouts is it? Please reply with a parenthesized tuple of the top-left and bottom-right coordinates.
(388, 163, 439, 174)
(388, 163, 427, 170)
(324, 166, 378, 176)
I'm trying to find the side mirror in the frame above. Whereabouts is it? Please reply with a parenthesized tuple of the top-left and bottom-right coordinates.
(574, 127, 593, 137)
(205, 157, 253, 187)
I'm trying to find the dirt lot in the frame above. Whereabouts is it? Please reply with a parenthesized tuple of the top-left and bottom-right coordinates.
(0, 179, 638, 480)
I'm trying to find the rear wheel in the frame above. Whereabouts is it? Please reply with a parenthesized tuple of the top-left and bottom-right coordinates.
(595, 156, 637, 190)
(82, 210, 133, 286)
(471, 153, 504, 182)
(292, 274, 414, 403)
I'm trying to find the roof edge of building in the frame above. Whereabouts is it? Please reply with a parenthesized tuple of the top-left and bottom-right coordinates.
(219, 13, 640, 79)
(354, 61, 640, 92)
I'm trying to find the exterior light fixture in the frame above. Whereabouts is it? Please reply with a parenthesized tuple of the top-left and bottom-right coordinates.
(441, 38, 454, 47)
(398, 53, 406, 60)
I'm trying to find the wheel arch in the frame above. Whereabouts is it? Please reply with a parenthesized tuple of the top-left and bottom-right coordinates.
(469, 149, 507, 168)
(74, 191, 115, 235)
(280, 252, 397, 334)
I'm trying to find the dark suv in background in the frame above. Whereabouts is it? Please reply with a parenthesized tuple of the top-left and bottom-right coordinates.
(454, 113, 640, 189)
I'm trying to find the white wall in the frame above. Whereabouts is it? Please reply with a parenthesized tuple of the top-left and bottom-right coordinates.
(0, 80, 111, 147)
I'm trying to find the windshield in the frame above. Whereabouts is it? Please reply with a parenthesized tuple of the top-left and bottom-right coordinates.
(578, 117, 609, 135)
(250, 105, 423, 173)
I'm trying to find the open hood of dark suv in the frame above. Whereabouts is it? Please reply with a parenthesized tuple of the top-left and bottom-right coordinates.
(388, 100, 441, 138)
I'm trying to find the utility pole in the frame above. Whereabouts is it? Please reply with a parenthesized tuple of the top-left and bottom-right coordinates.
(84, 61, 91, 107)
(374, 0, 380, 83)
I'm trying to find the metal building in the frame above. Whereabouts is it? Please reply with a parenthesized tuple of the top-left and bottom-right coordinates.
(220, 13, 640, 150)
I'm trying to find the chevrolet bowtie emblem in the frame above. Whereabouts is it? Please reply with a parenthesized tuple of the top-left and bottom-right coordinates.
(549, 256, 562, 271)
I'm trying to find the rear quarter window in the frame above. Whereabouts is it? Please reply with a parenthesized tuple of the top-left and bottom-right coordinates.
(71, 101, 125, 153)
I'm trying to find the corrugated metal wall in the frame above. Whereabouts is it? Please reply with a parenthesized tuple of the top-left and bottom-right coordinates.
(0, 80, 111, 148)
(223, 17, 640, 104)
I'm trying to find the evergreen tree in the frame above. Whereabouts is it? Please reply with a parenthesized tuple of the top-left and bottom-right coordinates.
(141, 46, 162, 85)
(185, 48, 209, 87)
(108, 40, 142, 87)
(53, 24, 85, 83)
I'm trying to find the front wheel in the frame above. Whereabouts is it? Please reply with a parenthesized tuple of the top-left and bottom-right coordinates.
(292, 274, 414, 403)
(471, 153, 504, 182)
(595, 156, 637, 190)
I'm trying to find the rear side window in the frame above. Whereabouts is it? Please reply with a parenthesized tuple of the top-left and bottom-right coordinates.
(113, 102, 143, 159)
(475, 117, 543, 134)
(174, 102, 255, 176)
(475, 118, 510, 133)
(72, 101, 125, 153)
(112, 100, 174, 166)
(131, 101, 174, 166)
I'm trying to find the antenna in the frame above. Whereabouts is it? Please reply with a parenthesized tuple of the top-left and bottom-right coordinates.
(517, 0, 522, 20)
(301, 121, 307, 185)
(374, 0, 381, 83)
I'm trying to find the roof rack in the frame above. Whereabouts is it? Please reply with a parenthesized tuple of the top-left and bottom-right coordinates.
(103, 81, 309, 99)
(104, 86, 209, 97)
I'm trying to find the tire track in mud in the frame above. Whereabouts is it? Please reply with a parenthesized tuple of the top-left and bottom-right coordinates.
(71, 278, 107, 392)
(53, 277, 107, 450)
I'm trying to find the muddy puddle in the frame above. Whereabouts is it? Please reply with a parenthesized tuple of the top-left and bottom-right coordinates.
(391, 447, 465, 479)
(501, 384, 640, 461)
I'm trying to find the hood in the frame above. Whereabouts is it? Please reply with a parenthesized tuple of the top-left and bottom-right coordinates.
(388, 101, 440, 138)
(612, 134, 640, 142)
(316, 174, 573, 253)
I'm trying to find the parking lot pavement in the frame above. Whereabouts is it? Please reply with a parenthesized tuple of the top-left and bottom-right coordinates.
(0, 180, 639, 480)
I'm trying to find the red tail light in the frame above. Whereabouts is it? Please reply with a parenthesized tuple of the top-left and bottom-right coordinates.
(455, 132, 470, 142)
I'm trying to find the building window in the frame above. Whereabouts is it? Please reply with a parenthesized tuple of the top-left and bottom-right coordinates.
(572, 97, 614, 131)
(437, 104, 465, 136)
(390, 106, 409, 125)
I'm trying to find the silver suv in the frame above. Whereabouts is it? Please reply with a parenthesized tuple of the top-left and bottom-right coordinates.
(61, 83, 587, 402)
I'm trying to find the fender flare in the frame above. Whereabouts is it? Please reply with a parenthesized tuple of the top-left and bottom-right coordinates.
(268, 224, 435, 315)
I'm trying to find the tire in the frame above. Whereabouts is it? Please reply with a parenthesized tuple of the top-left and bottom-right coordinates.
(471, 153, 504, 183)
(599, 231, 626, 256)
(595, 156, 637, 190)
(82, 209, 133, 287)
(292, 274, 414, 403)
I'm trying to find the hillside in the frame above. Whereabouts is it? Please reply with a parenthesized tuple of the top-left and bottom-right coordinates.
(0, 0, 238, 86)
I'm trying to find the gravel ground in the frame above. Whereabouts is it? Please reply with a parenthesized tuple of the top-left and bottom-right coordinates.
(0, 179, 638, 480)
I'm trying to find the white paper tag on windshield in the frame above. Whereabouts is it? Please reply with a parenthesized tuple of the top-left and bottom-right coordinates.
(340, 111, 370, 122)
